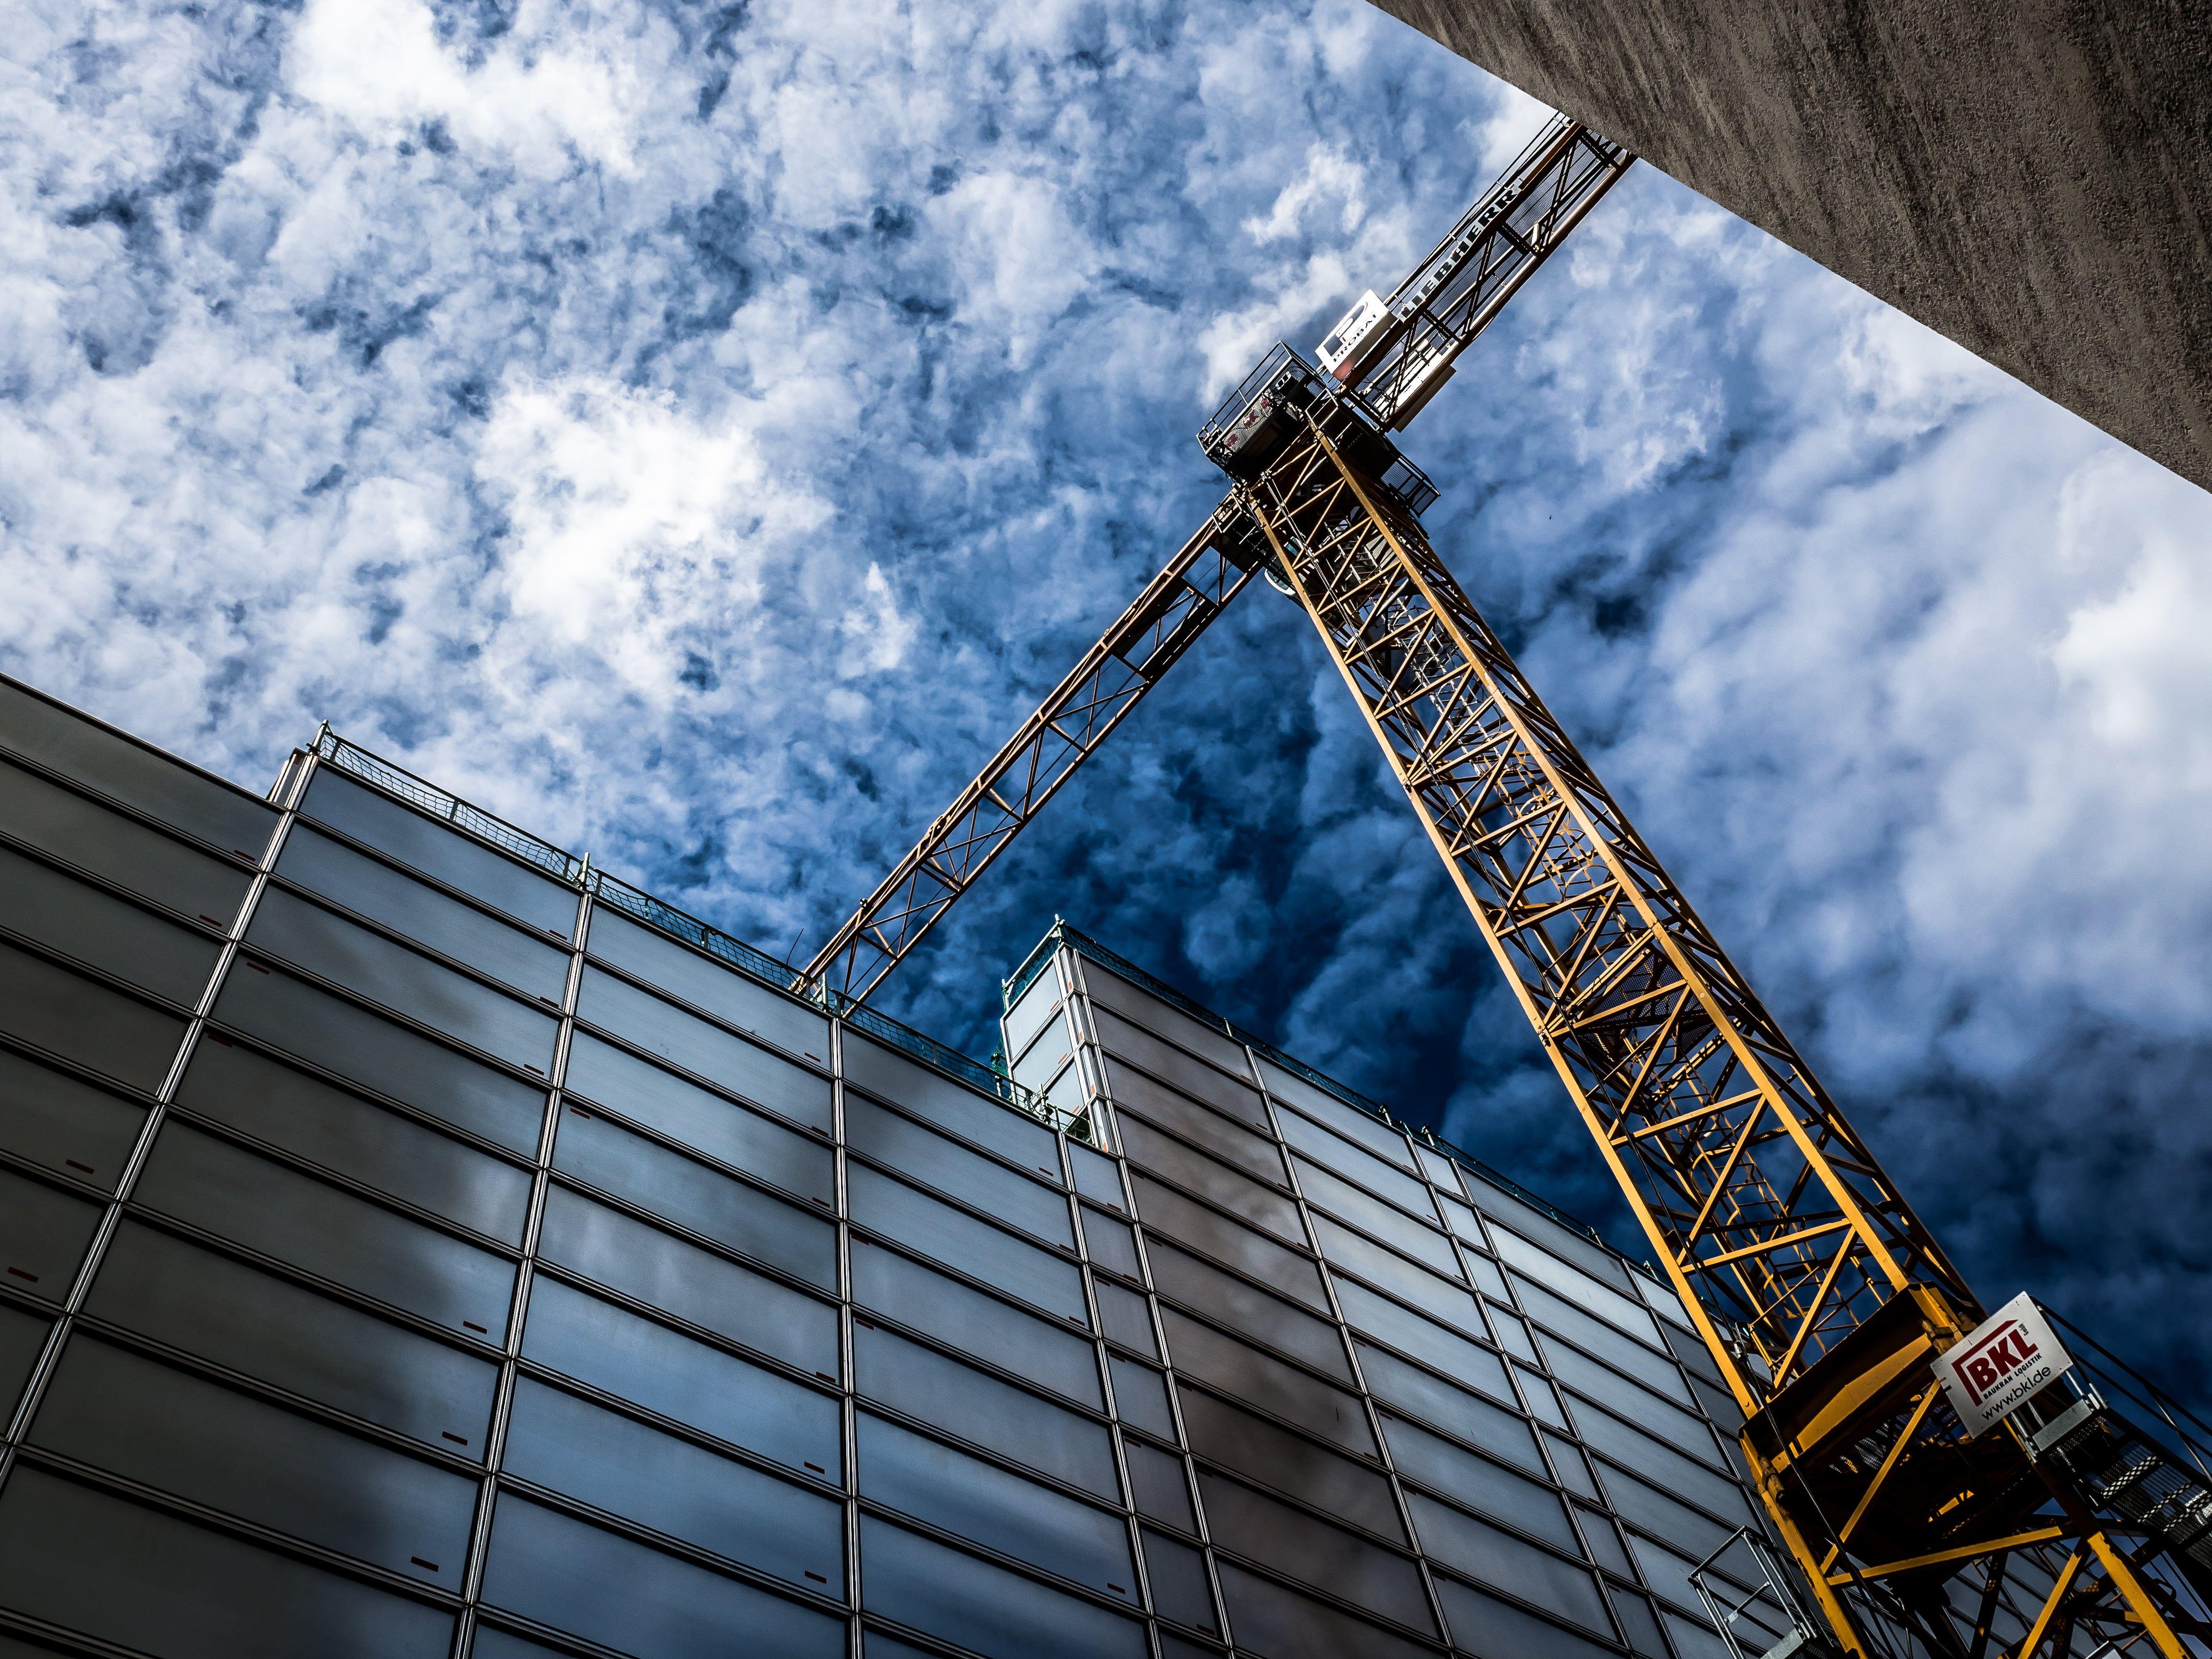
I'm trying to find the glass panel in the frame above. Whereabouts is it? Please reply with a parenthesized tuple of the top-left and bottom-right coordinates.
(1106, 1062, 1287, 1184)
(1178, 1385, 1403, 1541)
(1661, 1320, 1731, 1393)
(1575, 1509, 1635, 1580)
(520, 1276, 842, 1477)
(859, 1516, 1148, 1659)
(1600, 1468, 1751, 1562)
(536, 1187, 840, 1378)
(1333, 1281, 1508, 1402)
(213, 967, 545, 1152)
(135, 1123, 516, 1337)
(0, 937, 185, 1093)
(579, 968, 830, 1132)
(847, 1095, 1071, 1243)
(554, 1108, 836, 1290)
(1490, 1308, 1540, 1365)
(858, 1411, 1134, 1599)
(850, 1239, 1102, 1409)
(847, 1165, 1087, 1325)
(1611, 1592, 1673, 1659)
(1130, 1175, 1325, 1311)
(1109, 1355, 1178, 1442)
(1001, 970, 1065, 1059)
(854, 1324, 1119, 1501)
(178, 1039, 530, 1242)
(1214, 1561, 1435, 1659)
(1407, 1495, 1608, 1634)
(0, 1303, 51, 1419)
(0, 1466, 453, 1659)
(1577, 1412, 1756, 1526)
(1295, 1157, 1456, 1276)
(1663, 1611, 1740, 1659)
(1146, 1242, 1350, 1381)
(1010, 1013, 1074, 1094)
(1443, 1195, 1490, 1251)
(1547, 1438, 1600, 1503)
(1492, 1229, 1661, 1343)
(1635, 1272, 1695, 1329)
(1119, 1118, 1300, 1243)
(1081, 1206, 1143, 1281)
(1157, 1310, 1373, 1457)
(1316, 1218, 1484, 1335)
(301, 769, 575, 934)
(1127, 1440, 1196, 1532)
(1545, 1345, 1721, 1467)
(1081, 967, 1250, 1077)
(503, 1377, 844, 1593)
(843, 1036, 1056, 1168)
(1089, 1008, 1263, 1127)
(1143, 1528, 1218, 1632)
(0, 1046, 145, 1192)
(0, 1166, 100, 1303)
(276, 828, 570, 1002)
(585, 908, 829, 1060)
(1517, 1369, 1568, 1429)
(481, 1495, 844, 1659)
(0, 843, 222, 1005)
(88, 1222, 498, 1451)
(1094, 1280, 1157, 1357)
(1273, 1106, 1430, 1213)
(30, 1337, 476, 1585)
(247, 890, 556, 1071)
(1256, 1061, 1417, 1171)
(0, 757, 252, 925)
(1415, 1144, 1463, 1192)
(1383, 1418, 1575, 1552)
(564, 1033, 832, 1195)
(1466, 1250, 1511, 1302)
(1433, 1575, 1618, 1659)
(1196, 1473, 1434, 1633)
(1069, 1142, 1127, 1210)
(1515, 1280, 1688, 1399)
(1354, 1345, 1540, 1473)
(0, 679, 277, 855)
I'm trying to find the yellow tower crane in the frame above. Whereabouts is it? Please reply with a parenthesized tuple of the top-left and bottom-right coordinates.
(796, 115, 2212, 1659)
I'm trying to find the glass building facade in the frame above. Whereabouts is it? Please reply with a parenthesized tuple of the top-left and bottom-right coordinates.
(0, 672, 1791, 1659)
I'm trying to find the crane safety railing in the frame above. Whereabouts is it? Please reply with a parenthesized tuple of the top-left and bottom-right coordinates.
(307, 730, 1080, 1139)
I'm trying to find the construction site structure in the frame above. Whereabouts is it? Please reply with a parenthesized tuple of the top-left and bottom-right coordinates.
(801, 115, 2212, 1659)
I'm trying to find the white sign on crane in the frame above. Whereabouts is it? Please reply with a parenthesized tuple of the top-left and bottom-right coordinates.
(1933, 1293, 2077, 1437)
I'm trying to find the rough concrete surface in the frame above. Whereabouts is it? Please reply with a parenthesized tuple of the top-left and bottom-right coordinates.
(1377, 0, 2212, 493)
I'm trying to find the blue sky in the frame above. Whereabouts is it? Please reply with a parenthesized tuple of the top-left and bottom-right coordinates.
(6, 0, 2212, 1397)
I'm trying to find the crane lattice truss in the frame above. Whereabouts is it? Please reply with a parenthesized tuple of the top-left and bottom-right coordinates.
(799, 113, 2212, 1659)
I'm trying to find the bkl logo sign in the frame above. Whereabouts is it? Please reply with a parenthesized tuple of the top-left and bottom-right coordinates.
(1934, 1293, 2075, 1437)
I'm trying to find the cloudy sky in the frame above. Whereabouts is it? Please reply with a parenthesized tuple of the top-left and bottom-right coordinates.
(7, 0, 2211, 1398)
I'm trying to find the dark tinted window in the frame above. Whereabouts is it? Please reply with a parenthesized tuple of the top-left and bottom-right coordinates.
(858, 1517, 1147, 1659)
(520, 1277, 841, 1477)
(848, 1095, 1070, 1244)
(1142, 1529, 1217, 1633)
(1082, 970, 1250, 1075)
(554, 1109, 835, 1290)
(1383, 1416, 1575, 1551)
(1126, 1440, 1195, 1532)
(579, 969, 830, 1131)
(1605, 1469, 1742, 1563)
(503, 1378, 843, 1592)
(0, 1303, 51, 1417)
(536, 1188, 839, 1378)
(850, 1240, 1101, 1408)
(276, 827, 569, 1001)
(1197, 1473, 1435, 1634)
(1081, 1205, 1143, 1280)
(843, 1036, 1055, 1167)
(1157, 1311, 1373, 1457)
(565, 1033, 832, 1194)
(1094, 1280, 1157, 1357)
(1334, 1281, 1510, 1401)
(1120, 1118, 1300, 1242)
(1215, 1562, 1434, 1659)
(1295, 1157, 1457, 1275)
(0, 1466, 452, 1659)
(1068, 1141, 1127, 1209)
(1518, 1280, 1687, 1399)
(87, 1223, 497, 1451)
(1356, 1345, 1542, 1474)
(1273, 1107, 1429, 1213)
(1259, 1063, 1417, 1171)
(134, 1123, 515, 1337)
(0, 844, 221, 1005)
(30, 1338, 476, 1585)
(1109, 1355, 1178, 1442)
(854, 1325, 1118, 1500)
(1147, 1243, 1350, 1381)
(1106, 1061, 1285, 1182)
(585, 908, 829, 1060)
(0, 1046, 145, 1191)
(1317, 1218, 1483, 1334)
(481, 1496, 843, 1659)
(301, 769, 575, 934)
(0, 937, 185, 1093)
(1575, 1410, 1752, 1523)
(213, 967, 544, 1151)
(246, 890, 556, 1071)
(1130, 1176, 1325, 1310)
(847, 1165, 1086, 1325)
(0, 680, 276, 855)
(0, 757, 252, 924)
(0, 1166, 101, 1303)
(858, 1412, 1133, 1598)
(177, 1039, 529, 1241)
(1178, 1386, 1403, 1541)
(1547, 1344, 1718, 1466)
(1434, 1574, 1619, 1659)
(1090, 1010, 1262, 1127)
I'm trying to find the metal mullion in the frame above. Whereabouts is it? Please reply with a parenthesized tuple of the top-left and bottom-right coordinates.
(830, 1011, 863, 1659)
